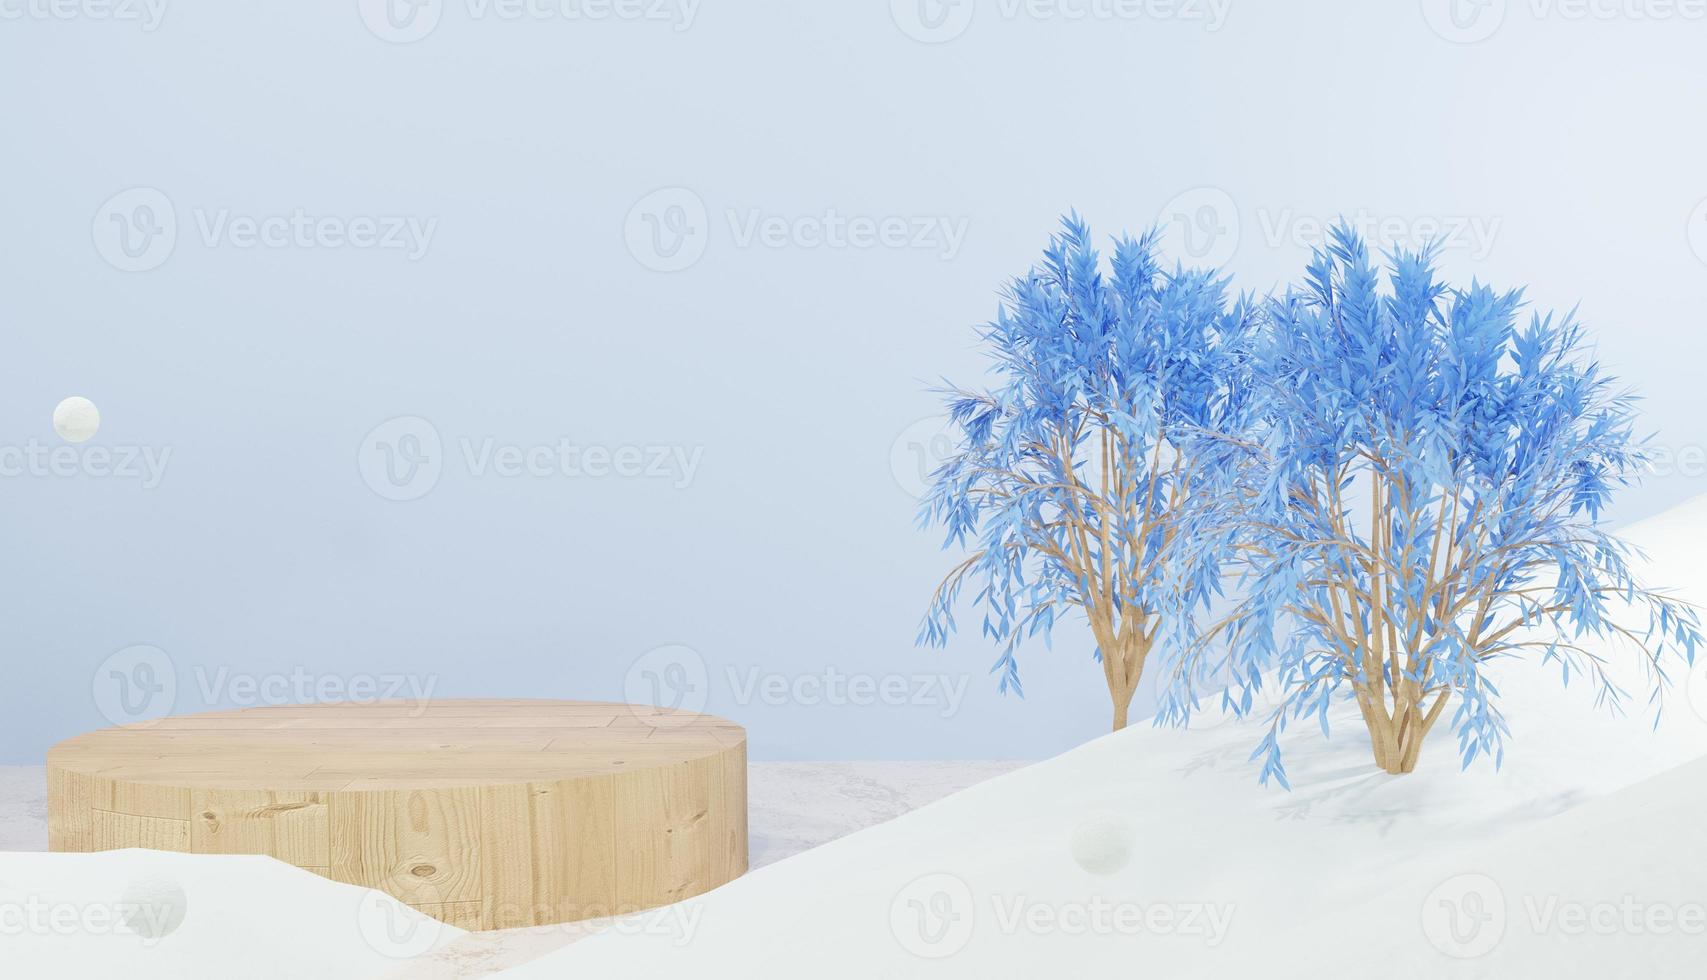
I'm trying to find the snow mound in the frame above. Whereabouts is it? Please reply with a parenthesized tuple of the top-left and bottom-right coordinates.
(0, 850, 463, 978)
(1217, 752, 1707, 978)
(491, 495, 1707, 978)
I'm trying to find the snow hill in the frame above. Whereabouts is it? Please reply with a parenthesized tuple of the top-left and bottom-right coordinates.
(0, 850, 463, 977)
(492, 496, 1707, 979)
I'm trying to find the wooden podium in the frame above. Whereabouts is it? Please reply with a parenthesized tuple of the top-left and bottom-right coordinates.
(46, 700, 748, 930)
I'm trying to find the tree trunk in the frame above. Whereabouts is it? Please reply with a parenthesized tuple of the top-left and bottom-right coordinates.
(1111, 686, 1134, 731)
(1354, 677, 1447, 775)
(1102, 628, 1148, 732)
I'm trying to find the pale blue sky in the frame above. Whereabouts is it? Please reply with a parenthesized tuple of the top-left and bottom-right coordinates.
(4, 0, 1706, 762)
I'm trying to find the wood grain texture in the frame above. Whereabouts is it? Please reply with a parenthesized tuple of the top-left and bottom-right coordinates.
(46, 700, 748, 930)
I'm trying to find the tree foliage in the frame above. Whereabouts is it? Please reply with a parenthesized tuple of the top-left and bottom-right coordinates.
(918, 214, 1254, 730)
(1162, 225, 1701, 784)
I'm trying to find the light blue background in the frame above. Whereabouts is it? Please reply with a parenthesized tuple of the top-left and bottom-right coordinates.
(4, 0, 1706, 763)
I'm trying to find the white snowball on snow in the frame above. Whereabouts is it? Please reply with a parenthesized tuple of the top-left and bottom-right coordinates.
(1069, 810, 1133, 875)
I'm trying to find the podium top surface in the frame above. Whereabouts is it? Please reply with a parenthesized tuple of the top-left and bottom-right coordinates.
(47, 699, 745, 790)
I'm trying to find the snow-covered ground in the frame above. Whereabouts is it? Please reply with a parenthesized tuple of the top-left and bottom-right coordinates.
(0, 762, 1021, 977)
(487, 497, 1707, 978)
(0, 849, 465, 977)
(7, 499, 1707, 978)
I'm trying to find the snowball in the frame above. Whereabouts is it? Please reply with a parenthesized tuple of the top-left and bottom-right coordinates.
(1069, 810, 1133, 875)
(52, 396, 100, 443)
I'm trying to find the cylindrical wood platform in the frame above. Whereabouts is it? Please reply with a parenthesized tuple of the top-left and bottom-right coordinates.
(46, 700, 748, 930)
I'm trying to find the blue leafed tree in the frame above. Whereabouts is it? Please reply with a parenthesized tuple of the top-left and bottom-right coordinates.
(917, 214, 1256, 730)
(1164, 224, 1701, 783)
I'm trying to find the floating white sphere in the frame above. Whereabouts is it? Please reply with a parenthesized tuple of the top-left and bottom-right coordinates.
(120, 872, 188, 940)
(52, 396, 100, 443)
(1070, 810, 1134, 875)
